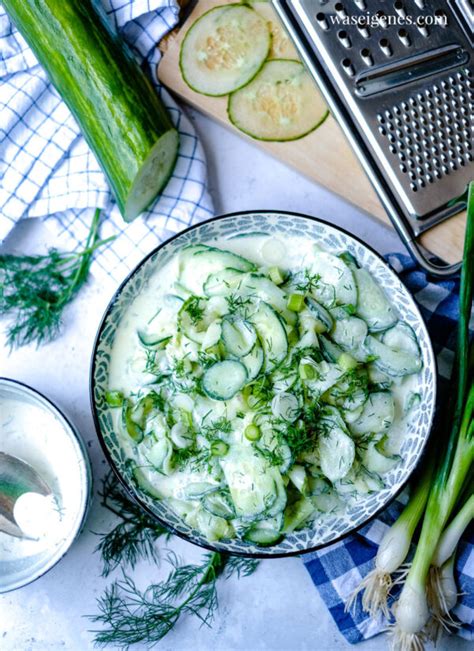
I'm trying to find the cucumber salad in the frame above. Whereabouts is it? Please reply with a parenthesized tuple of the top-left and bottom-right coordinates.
(107, 237, 423, 546)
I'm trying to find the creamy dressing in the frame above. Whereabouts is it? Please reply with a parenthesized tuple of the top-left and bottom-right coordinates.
(0, 391, 87, 590)
(107, 235, 422, 536)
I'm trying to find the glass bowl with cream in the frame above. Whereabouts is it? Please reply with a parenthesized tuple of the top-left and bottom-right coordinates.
(0, 378, 91, 592)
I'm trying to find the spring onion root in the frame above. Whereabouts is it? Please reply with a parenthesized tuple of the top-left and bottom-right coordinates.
(346, 462, 432, 618)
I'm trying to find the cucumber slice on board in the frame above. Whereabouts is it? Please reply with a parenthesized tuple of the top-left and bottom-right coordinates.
(202, 360, 248, 400)
(354, 268, 397, 332)
(228, 59, 329, 142)
(179, 245, 255, 295)
(180, 4, 271, 96)
(2, 0, 179, 222)
(250, 1, 299, 59)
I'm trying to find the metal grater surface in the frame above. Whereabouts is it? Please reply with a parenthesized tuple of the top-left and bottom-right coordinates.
(272, 0, 473, 275)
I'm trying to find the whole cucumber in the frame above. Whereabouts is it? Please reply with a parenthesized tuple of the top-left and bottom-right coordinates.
(3, 0, 179, 221)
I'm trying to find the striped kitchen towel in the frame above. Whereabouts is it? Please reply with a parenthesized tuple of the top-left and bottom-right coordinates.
(303, 253, 473, 644)
(0, 0, 214, 284)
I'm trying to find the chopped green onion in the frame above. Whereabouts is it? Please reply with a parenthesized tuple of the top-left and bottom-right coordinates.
(210, 440, 229, 457)
(299, 363, 316, 380)
(244, 424, 261, 441)
(105, 390, 124, 408)
(287, 293, 305, 312)
(268, 266, 285, 285)
(338, 352, 358, 371)
(313, 320, 327, 335)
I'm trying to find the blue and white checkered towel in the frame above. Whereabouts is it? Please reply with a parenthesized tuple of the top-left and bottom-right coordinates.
(0, 0, 214, 284)
(304, 253, 473, 644)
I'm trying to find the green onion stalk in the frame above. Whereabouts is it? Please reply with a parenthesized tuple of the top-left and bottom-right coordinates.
(392, 184, 474, 650)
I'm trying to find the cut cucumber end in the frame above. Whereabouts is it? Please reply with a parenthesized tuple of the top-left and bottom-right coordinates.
(123, 128, 179, 221)
(228, 59, 329, 142)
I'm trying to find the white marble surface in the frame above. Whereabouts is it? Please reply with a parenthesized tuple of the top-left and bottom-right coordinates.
(0, 108, 469, 651)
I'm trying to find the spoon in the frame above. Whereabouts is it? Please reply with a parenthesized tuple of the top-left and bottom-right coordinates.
(0, 452, 52, 539)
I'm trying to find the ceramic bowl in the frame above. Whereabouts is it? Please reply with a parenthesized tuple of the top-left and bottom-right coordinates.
(90, 212, 436, 558)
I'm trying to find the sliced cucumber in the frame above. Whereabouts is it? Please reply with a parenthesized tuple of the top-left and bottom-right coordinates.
(250, 1, 299, 59)
(331, 317, 368, 353)
(244, 515, 283, 545)
(364, 443, 399, 475)
(318, 425, 355, 483)
(180, 4, 271, 96)
(132, 466, 163, 500)
(220, 448, 278, 518)
(382, 322, 421, 357)
(144, 437, 173, 475)
(354, 268, 397, 332)
(228, 59, 329, 142)
(282, 497, 315, 533)
(241, 343, 264, 381)
(203, 268, 246, 296)
(137, 331, 171, 349)
(365, 335, 423, 377)
(221, 316, 257, 357)
(182, 481, 221, 500)
(179, 244, 254, 295)
(350, 391, 395, 435)
(319, 335, 344, 364)
(310, 252, 357, 308)
(202, 490, 236, 520)
(306, 360, 345, 397)
(306, 297, 334, 332)
(250, 301, 288, 371)
(202, 360, 248, 400)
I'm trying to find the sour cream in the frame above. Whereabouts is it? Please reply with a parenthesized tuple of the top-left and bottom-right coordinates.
(0, 380, 90, 593)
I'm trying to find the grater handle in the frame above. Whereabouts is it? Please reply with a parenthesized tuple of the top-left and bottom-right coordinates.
(404, 239, 462, 278)
(389, 209, 462, 278)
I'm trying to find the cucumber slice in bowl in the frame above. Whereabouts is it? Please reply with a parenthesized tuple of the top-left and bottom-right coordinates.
(221, 316, 257, 357)
(202, 360, 248, 400)
(228, 59, 329, 141)
(179, 244, 255, 295)
(180, 4, 271, 96)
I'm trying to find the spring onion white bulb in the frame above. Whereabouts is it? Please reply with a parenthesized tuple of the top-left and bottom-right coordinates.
(345, 462, 432, 619)
(432, 494, 473, 568)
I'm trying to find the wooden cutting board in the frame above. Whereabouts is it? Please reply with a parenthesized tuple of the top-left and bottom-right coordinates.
(158, 0, 466, 264)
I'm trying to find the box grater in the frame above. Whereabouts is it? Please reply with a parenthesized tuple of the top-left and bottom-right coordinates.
(272, 0, 473, 276)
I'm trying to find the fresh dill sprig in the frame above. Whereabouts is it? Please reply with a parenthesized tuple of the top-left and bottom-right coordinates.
(91, 476, 260, 647)
(95, 472, 169, 577)
(0, 208, 111, 348)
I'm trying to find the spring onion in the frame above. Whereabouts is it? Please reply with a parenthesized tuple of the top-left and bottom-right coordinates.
(345, 460, 433, 618)
(392, 184, 474, 647)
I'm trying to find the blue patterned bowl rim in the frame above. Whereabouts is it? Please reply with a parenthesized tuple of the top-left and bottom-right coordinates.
(90, 211, 437, 559)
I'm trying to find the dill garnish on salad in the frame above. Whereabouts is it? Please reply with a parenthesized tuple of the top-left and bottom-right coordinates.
(106, 237, 423, 546)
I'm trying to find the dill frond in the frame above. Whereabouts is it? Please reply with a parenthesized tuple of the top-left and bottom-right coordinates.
(0, 208, 111, 348)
